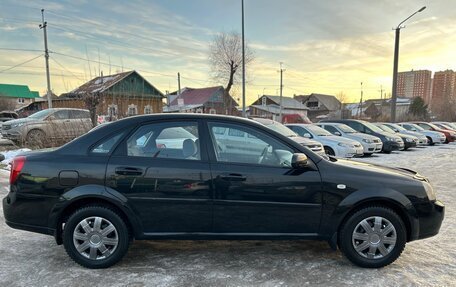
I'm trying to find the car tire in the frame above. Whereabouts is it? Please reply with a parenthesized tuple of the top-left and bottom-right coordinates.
(26, 129, 47, 148)
(324, 146, 335, 156)
(426, 136, 434, 146)
(63, 205, 130, 269)
(339, 206, 406, 268)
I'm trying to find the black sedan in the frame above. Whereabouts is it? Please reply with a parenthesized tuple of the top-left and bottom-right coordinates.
(3, 114, 444, 269)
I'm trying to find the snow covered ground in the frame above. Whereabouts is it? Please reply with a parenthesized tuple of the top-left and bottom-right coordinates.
(0, 144, 454, 286)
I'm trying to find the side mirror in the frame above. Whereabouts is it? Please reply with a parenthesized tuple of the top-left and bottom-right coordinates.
(303, 133, 312, 138)
(291, 153, 308, 169)
(334, 131, 341, 136)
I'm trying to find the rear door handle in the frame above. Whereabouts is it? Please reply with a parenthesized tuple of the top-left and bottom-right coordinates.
(115, 167, 144, 176)
(219, 173, 246, 181)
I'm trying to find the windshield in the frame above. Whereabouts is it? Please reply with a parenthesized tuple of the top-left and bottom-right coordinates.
(363, 122, 384, 133)
(410, 124, 425, 131)
(389, 123, 406, 132)
(306, 125, 332, 136)
(337, 124, 357, 133)
(378, 124, 396, 134)
(27, 109, 54, 119)
(263, 122, 297, 137)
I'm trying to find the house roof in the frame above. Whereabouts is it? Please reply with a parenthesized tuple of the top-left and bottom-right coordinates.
(297, 93, 341, 110)
(169, 86, 225, 106)
(0, 84, 40, 99)
(261, 95, 309, 110)
(250, 104, 308, 114)
(66, 70, 164, 97)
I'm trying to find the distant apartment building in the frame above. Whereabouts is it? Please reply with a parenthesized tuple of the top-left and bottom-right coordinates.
(431, 70, 456, 106)
(396, 70, 432, 104)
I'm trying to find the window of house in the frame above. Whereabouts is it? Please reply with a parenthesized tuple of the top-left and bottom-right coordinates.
(144, 105, 152, 114)
(108, 104, 118, 116)
(17, 98, 25, 104)
(127, 104, 138, 116)
(306, 101, 319, 108)
(209, 108, 216, 114)
(262, 96, 267, 106)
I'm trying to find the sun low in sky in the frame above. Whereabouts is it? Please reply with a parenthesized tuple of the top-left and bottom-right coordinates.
(0, 0, 455, 104)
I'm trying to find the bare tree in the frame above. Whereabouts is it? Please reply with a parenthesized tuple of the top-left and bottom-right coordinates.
(0, 98, 16, 111)
(209, 31, 254, 95)
(336, 91, 347, 104)
(80, 92, 100, 127)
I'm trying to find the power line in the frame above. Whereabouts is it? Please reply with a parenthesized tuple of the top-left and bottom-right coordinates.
(0, 47, 43, 52)
(50, 56, 85, 81)
(0, 54, 43, 73)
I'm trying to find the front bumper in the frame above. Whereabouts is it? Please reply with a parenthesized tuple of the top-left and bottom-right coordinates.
(1, 130, 22, 141)
(382, 140, 402, 152)
(403, 140, 417, 150)
(415, 200, 445, 240)
(362, 142, 383, 154)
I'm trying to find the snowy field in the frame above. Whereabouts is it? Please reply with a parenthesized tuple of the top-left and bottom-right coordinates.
(0, 145, 454, 286)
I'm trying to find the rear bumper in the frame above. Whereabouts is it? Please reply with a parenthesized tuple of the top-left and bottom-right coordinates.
(414, 200, 445, 240)
(3, 193, 55, 237)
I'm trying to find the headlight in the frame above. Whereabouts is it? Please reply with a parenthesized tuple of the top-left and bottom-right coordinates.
(11, 122, 25, 128)
(362, 139, 373, 143)
(406, 138, 413, 142)
(338, 143, 353, 148)
(423, 182, 436, 201)
(385, 137, 395, 141)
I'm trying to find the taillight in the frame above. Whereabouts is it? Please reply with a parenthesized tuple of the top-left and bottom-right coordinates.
(10, 156, 26, 184)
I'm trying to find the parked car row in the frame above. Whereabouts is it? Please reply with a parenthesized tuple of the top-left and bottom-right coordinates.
(246, 118, 456, 159)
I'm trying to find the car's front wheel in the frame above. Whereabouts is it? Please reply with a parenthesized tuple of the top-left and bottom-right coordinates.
(63, 206, 130, 269)
(339, 206, 406, 268)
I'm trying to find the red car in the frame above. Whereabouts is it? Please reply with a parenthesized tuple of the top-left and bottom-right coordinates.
(412, 122, 456, 143)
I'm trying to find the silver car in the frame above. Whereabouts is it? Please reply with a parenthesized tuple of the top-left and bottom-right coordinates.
(317, 122, 382, 155)
(381, 123, 428, 146)
(1, 108, 93, 146)
(251, 118, 326, 156)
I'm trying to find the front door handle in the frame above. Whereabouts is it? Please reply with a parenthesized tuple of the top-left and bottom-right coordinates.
(219, 173, 246, 181)
(115, 167, 144, 176)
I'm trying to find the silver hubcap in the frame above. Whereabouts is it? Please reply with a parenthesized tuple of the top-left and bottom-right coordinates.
(352, 216, 397, 259)
(73, 216, 118, 260)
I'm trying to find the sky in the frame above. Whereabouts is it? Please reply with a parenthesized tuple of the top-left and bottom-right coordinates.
(1, 0, 455, 104)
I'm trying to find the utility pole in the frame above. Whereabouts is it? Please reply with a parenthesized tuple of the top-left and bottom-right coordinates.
(391, 6, 426, 123)
(241, 0, 246, 117)
(39, 9, 52, 108)
(358, 82, 363, 119)
(177, 72, 181, 95)
(379, 85, 383, 100)
(279, 62, 285, 123)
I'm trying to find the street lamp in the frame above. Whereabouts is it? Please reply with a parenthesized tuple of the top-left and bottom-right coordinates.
(390, 6, 426, 122)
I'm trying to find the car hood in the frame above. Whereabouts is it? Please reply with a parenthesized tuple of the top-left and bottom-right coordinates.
(422, 130, 445, 137)
(289, 136, 321, 146)
(333, 158, 424, 181)
(401, 130, 426, 138)
(397, 133, 417, 140)
(3, 118, 40, 125)
(348, 133, 380, 141)
(317, 135, 360, 145)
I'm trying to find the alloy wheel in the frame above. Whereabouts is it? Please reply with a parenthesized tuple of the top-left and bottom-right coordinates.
(73, 216, 119, 260)
(352, 216, 397, 259)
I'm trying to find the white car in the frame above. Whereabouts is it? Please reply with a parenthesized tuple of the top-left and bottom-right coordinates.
(251, 118, 326, 156)
(316, 122, 382, 155)
(286, 124, 364, 158)
(398, 123, 446, 145)
(381, 123, 428, 146)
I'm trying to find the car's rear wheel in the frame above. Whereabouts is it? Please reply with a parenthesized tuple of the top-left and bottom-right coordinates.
(339, 206, 406, 268)
(63, 206, 130, 269)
